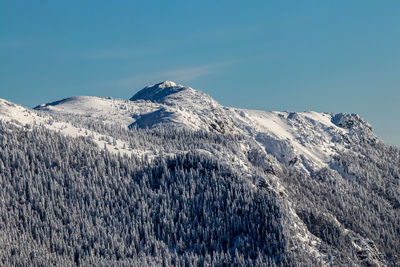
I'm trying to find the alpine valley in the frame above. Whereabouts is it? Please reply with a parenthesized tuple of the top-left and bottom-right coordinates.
(0, 81, 399, 266)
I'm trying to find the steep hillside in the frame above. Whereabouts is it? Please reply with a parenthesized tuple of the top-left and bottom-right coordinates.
(0, 81, 398, 266)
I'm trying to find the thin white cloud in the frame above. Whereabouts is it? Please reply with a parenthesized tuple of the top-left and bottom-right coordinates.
(102, 61, 232, 88)
(157, 64, 215, 82)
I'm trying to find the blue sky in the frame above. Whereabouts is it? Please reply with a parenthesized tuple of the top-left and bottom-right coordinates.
(1, 1, 399, 145)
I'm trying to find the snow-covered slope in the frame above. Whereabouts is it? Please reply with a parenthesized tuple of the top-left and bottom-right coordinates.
(0, 98, 138, 156)
(1, 81, 394, 265)
(0, 98, 43, 125)
(33, 81, 377, 174)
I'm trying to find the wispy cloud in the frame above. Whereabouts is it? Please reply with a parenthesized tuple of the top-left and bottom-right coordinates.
(101, 61, 232, 88)
(156, 64, 219, 82)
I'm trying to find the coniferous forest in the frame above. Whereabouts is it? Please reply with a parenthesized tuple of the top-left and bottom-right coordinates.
(0, 118, 399, 266)
(0, 122, 293, 266)
(3, 1, 400, 265)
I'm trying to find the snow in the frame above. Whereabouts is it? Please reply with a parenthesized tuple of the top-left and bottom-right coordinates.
(0, 98, 43, 125)
(0, 98, 135, 156)
(130, 81, 184, 102)
(29, 82, 376, 174)
(233, 109, 347, 172)
(5, 81, 377, 175)
(0, 81, 380, 264)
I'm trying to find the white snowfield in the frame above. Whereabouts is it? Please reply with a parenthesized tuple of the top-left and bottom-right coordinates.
(1, 81, 376, 174)
(17, 81, 372, 174)
(0, 81, 379, 264)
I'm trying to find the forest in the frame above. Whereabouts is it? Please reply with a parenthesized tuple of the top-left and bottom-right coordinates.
(0, 119, 399, 266)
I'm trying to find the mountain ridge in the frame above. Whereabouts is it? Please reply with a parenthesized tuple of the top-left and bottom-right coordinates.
(6, 81, 379, 174)
(1, 81, 398, 266)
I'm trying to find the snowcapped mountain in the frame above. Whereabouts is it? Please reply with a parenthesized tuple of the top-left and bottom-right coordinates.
(1, 81, 398, 266)
(33, 81, 377, 173)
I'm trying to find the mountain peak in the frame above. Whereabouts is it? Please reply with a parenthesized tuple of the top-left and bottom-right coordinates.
(158, 80, 177, 88)
(129, 81, 187, 102)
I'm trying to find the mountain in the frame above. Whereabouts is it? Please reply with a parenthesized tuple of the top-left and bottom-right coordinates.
(1, 81, 399, 266)
(34, 81, 377, 174)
